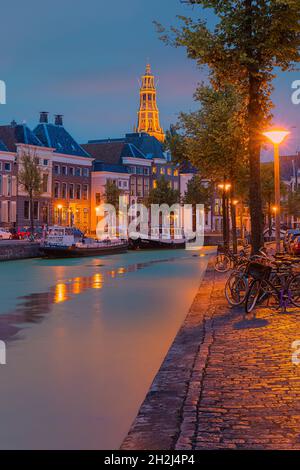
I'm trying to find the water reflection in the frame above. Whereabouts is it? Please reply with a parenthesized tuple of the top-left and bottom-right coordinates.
(0, 255, 195, 343)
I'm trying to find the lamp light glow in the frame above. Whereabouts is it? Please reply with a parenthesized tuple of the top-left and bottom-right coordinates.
(263, 130, 290, 145)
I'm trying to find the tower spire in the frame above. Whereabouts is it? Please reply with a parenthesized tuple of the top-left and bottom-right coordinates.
(135, 63, 165, 143)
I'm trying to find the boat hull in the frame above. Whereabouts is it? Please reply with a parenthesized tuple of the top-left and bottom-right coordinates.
(129, 238, 185, 250)
(40, 243, 128, 258)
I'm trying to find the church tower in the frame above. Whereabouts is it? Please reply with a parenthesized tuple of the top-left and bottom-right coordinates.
(135, 64, 165, 143)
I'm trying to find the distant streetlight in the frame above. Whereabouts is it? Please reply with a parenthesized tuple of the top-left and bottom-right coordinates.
(263, 129, 290, 252)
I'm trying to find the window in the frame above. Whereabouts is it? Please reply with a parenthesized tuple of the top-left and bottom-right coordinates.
(83, 168, 89, 177)
(95, 192, 101, 205)
(153, 180, 157, 189)
(33, 201, 39, 220)
(54, 165, 60, 175)
(43, 159, 48, 166)
(144, 168, 150, 176)
(144, 179, 150, 196)
(62, 183, 67, 199)
(82, 184, 88, 200)
(167, 168, 172, 176)
(130, 176, 136, 196)
(7, 175, 11, 196)
(62, 166, 67, 176)
(75, 168, 82, 177)
(69, 183, 74, 199)
(69, 167, 74, 176)
(129, 166, 136, 174)
(160, 167, 165, 175)
(152, 166, 157, 174)
(42, 174, 48, 193)
(173, 169, 179, 177)
(4, 163, 11, 172)
(24, 201, 30, 219)
(136, 167, 143, 175)
(137, 177, 143, 197)
(174, 181, 179, 190)
(54, 182, 60, 198)
(0, 162, 2, 170)
(76, 184, 81, 199)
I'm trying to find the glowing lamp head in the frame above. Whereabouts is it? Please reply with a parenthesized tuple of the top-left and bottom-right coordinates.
(232, 199, 239, 206)
(57, 204, 63, 210)
(272, 205, 278, 213)
(263, 130, 290, 145)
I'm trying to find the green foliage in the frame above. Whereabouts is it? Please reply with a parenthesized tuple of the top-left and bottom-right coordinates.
(18, 153, 43, 197)
(183, 175, 212, 208)
(164, 125, 187, 164)
(18, 152, 43, 233)
(104, 180, 123, 210)
(147, 176, 180, 206)
(175, 84, 248, 193)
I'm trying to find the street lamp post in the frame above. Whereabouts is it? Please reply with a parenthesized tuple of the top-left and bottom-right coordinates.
(263, 130, 290, 253)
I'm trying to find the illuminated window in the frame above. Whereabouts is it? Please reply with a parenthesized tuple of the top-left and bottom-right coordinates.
(167, 168, 172, 176)
(153, 180, 157, 189)
(160, 168, 165, 175)
(173, 169, 179, 177)
(152, 166, 157, 174)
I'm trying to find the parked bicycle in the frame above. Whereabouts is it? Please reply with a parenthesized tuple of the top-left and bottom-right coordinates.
(214, 246, 248, 273)
(244, 259, 300, 315)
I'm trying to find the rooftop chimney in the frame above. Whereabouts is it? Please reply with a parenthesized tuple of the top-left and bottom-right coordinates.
(40, 111, 49, 123)
(54, 114, 63, 126)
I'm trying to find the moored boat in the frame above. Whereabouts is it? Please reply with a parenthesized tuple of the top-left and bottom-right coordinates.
(40, 226, 128, 258)
(129, 237, 186, 250)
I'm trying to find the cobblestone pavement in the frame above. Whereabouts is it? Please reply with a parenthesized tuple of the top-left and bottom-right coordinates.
(122, 265, 300, 450)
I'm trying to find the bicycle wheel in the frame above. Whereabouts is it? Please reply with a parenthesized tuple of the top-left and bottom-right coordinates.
(288, 273, 300, 308)
(245, 279, 262, 313)
(214, 254, 231, 273)
(225, 272, 248, 306)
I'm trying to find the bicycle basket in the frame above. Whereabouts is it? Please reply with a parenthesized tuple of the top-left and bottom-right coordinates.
(217, 244, 226, 254)
(246, 262, 272, 281)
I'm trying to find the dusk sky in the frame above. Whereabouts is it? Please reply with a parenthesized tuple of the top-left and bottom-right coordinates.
(1, 0, 299, 156)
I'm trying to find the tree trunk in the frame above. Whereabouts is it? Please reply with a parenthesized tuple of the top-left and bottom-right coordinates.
(30, 193, 34, 236)
(248, 75, 264, 254)
(245, 0, 263, 254)
(222, 191, 228, 249)
(230, 199, 238, 254)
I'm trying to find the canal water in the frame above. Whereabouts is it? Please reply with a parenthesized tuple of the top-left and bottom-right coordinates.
(0, 248, 211, 449)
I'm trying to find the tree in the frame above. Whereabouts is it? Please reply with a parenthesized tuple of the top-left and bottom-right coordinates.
(18, 152, 43, 234)
(157, 0, 300, 252)
(104, 180, 123, 210)
(183, 175, 212, 208)
(147, 176, 180, 206)
(172, 84, 248, 251)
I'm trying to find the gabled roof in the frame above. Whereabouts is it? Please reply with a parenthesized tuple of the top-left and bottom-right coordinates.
(0, 124, 43, 152)
(34, 123, 90, 158)
(125, 132, 164, 159)
(82, 141, 147, 167)
(93, 161, 129, 174)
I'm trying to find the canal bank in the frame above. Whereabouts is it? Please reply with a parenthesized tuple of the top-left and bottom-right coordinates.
(0, 241, 40, 261)
(122, 262, 300, 450)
